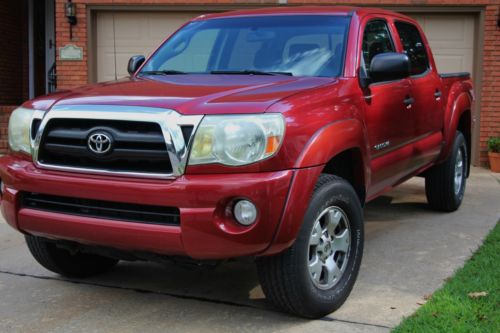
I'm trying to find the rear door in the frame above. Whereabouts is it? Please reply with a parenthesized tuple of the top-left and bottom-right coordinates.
(394, 20, 444, 167)
(359, 18, 414, 196)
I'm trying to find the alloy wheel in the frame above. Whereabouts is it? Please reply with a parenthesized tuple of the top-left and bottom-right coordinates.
(308, 206, 351, 290)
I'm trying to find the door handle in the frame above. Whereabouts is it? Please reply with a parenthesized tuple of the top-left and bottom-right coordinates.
(403, 96, 414, 109)
(434, 90, 442, 100)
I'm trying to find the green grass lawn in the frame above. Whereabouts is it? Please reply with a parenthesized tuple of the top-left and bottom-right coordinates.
(393, 222, 499, 333)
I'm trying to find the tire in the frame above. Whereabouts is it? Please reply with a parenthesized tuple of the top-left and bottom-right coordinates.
(425, 131, 467, 212)
(256, 174, 364, 318)
(25, 235, 118, 278)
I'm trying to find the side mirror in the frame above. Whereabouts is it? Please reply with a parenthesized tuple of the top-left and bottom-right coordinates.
(369, 52, 410, 84)
(127, 55, 145, 75)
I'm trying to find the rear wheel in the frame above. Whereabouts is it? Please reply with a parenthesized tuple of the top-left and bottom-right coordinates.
(26, 235, 118, 278)
(256, 174, 364, 318)
(425, 131, 467, 212)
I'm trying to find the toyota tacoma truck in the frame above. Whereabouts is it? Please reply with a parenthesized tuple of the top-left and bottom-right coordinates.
(0, 6, 473, 318)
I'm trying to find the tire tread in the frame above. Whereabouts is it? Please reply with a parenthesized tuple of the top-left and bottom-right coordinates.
(26, 235, 65, 275)
(425, 132, 467, 212)
(257, 174, 362, 318)
(25, 236, 118, 278)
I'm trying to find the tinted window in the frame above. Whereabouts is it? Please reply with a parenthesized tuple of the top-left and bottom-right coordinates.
(395, 22, 429, 76)
(361, 20, 395, 73)
(141, 15, 350, 77)
(163, 29, 219, 72)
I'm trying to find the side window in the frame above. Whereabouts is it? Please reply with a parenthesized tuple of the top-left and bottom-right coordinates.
(395, 22, 429, 76)
(361, 20, 395, 72)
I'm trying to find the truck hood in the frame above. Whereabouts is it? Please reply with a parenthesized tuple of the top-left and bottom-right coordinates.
(26, 75, 335, 115)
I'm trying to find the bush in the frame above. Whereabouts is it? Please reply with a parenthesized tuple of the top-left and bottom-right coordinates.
(487, 137, 500, 153)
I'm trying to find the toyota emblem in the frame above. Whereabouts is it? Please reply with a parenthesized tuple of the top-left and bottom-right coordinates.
(88, 132, 113, 155)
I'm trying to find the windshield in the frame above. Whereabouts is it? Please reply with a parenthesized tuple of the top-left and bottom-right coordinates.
(140, 15, 350, 77)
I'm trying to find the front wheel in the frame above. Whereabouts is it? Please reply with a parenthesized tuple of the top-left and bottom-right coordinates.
(256, 174, 364, 318)
(425, 131, 468, 212)
(26, 235, 119, 278)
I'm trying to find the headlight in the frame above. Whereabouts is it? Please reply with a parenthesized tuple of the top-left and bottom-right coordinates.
(189, 114, 285, 166)
(8, 107, 36, 155)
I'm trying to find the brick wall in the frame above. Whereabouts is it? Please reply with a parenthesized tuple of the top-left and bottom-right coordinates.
(0, 106, 16, 154)
(0, 1, 29, 105)
(481, 4, 500, 165)
(53, 0, 499, 166)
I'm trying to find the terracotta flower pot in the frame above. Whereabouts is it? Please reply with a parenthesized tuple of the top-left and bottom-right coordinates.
(489, 152, 500, 173)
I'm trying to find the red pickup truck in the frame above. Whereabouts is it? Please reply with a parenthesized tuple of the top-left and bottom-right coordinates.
(0, 6, 473, 318)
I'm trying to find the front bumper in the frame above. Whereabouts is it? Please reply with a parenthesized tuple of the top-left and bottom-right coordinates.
(0, 155, 320, 259)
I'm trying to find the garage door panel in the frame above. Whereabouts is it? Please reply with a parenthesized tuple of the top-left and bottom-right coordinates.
(414, 15, 474, 47)
(98, 53, 119, 79)
(407, 14, 475, 75)
(148, 13, 197, 39)
(114, 14, 146, 40)
(96, 11, 201, 82)
(96, 16, 116, 46)
(431, 55, 466, 74)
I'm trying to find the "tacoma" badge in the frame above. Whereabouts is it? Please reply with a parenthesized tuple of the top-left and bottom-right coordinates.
(374, 141, 390, 150)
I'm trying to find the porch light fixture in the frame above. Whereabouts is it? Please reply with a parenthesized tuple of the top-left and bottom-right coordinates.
(65, 0, 77, 39)
(65, 1, 77, 25)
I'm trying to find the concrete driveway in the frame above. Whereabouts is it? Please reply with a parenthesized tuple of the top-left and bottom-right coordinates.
(0, 167, 498, 333)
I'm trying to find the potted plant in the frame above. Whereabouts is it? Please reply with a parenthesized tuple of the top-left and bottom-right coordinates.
(487, 137, 500, 173)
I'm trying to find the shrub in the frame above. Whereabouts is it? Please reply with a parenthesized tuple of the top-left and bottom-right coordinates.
(487, 137, 500, 153)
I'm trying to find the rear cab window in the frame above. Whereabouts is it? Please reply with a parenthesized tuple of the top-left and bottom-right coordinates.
(394, 21, 430, 76)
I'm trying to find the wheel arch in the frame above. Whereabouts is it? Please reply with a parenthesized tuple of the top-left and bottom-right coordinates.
(293, 118, 370, 199)
(439, 90, 473, 171)
(264, 120, 369, 256)
(321, 148, 366, 204)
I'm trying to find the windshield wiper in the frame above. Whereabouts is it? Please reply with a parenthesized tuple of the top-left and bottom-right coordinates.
(139, 70, 188, 75)
(210, 70, 293, 76)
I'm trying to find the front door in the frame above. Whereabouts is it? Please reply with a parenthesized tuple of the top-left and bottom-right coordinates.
(360, 18, 415, 197)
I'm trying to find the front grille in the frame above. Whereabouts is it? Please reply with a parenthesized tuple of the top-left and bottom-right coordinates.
(37, 119, 173, 174)
(20, 192, 180, 226)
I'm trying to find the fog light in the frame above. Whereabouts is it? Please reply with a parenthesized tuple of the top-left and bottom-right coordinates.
(233, 200, 257, 226)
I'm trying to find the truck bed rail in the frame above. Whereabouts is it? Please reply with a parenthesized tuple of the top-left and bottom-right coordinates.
(440, 72, 470, 79)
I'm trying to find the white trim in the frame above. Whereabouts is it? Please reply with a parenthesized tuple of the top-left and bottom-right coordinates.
(45, 0, 56, 94)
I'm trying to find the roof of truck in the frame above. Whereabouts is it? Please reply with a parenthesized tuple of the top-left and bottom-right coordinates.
(194, 6, 410, 21)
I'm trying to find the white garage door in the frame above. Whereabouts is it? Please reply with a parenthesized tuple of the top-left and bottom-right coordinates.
(96, 11, 202, 82)
(408, 14, 475, 76)
(95, 11, 476, 82)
